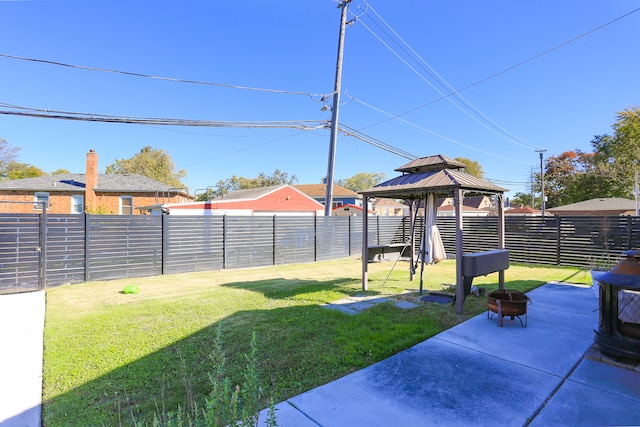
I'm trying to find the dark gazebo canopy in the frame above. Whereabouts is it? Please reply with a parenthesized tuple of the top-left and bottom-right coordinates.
(359, 154, 508, 314)
(361, 154, 507, 199)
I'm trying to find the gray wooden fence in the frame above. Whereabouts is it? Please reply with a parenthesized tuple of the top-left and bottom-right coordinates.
(0, 213, 637, 294)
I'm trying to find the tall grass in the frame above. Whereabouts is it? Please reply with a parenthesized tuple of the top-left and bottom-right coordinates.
(42, 258, 590, 425)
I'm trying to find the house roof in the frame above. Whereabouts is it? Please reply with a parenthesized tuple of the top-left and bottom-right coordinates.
(438, 204, 485, 213)
(293, 184, 360, 198)
(213, 185, 285, 201)
(547, 198, 636, 213)
(156, 184, 324, 213)
(463, 195, 490, 209)
(506, 206, 541, 214)
(332, 203, 373, 214)
(0, 173, 188, 194)
(333, 203, 364, 211)
(372, 198, 406, 208)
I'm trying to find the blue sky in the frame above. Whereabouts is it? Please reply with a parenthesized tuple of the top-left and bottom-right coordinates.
(1, 0, 639, 199)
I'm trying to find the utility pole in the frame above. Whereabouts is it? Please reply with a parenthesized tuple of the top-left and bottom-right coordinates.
(530, 168, 535, 208)
(633, 160, 639, 216)
(324, 0, 351, 216)
(537, 149, 547, 217)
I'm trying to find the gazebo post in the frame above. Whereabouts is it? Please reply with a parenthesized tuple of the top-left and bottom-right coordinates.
(419, 192, 428, 294)
(409, 200, 415, 281)
(454, 188, 465, 315)
(362, 195, 369, 291)
(497, 194, 506, 290)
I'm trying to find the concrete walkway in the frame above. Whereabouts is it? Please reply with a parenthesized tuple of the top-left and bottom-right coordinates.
(0, 291, 45, 427)
(261, 283, 640, 427)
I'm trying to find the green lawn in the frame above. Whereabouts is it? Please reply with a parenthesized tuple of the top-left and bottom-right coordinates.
(42, 257, 591, 426)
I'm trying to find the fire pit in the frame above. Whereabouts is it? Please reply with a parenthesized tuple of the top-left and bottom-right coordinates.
(594, 250, 640, 361)
(487, 289, 530, 327)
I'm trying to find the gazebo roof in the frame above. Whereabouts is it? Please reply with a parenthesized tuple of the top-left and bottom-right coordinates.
(361, 154, 508, 199)
(394, 154, 467, 173)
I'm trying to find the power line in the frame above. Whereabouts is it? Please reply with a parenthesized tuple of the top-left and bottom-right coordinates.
(348, 95, 534, 165)
(338, 124, 417, 159)
(0, 102, 327, 130)
(0, 53, 329, 99)
(354, 3, 542, 151)
(348, 3, 640, 142)
(0, 101, 419, 162)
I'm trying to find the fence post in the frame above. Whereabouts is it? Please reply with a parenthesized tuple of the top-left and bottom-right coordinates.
(314, 215, 318, 262)
(162, 214, 168, 275)
(222, 215, 227, 270)
(627, 215, 633, 251)
(272, 215, 277, 266)
(348, 215, 352, 256)
(84, 214, 90, 282)
(555, 215, 561, 265)
(38, 202, 47, 291)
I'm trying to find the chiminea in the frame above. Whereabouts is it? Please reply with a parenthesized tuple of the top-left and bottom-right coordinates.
(594, 250, 640, 360)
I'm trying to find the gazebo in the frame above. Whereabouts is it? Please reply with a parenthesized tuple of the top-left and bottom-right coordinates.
(360, 154, 509, 314)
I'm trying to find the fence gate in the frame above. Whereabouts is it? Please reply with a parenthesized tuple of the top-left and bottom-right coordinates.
(0, 213, 42, 294)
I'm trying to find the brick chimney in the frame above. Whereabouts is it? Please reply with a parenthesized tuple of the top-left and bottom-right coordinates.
(85, 149, 98, 212)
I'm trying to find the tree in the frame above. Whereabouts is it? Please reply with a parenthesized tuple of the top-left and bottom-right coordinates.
(3, 161, 45, 180)
(510, 192, 534, 207)
(197, 170, 297, 201)
(0, 138, 20, 179)
(105, 146, 186, 188)
(336, 172, 386, 192)
(531, 107, 640, 207)
(454, 157, 484, 178)
(591, 106, 640, 199)
(51, 168, 70, 175)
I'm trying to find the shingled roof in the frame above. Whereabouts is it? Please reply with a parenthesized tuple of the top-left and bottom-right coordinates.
(293, 183, 359, 198)
(0, 173, 187, 194)
(547, 198, 636, 215)
(212, 185, 314, 201)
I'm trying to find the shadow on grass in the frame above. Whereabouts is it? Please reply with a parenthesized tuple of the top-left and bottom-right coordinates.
(42, 278, 427, 426)
(221, 277, 383, 300)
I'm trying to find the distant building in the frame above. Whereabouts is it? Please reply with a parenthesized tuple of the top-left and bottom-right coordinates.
(0, 150, 191, 215)
(505, 206, 541, 216)
(437, 204, 490, 217)
(547, 198, 637, 216)
(438, 195, 493, 210)
(332, 203, 373, 216)
(372, 198, 407, 216)
(293, 184, 362, 210)
(142, 184, 325, 216)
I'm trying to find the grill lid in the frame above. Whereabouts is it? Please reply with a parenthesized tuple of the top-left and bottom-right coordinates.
(597, 250, 640, 290)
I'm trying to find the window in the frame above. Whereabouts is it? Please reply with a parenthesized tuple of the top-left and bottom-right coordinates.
(120, 196, 133, 215)
(34, 192, 49, 210)
(332, 201, 343, 209)
(71, 195, 84, 214)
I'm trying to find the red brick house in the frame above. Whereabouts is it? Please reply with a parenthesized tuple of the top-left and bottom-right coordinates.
(147, 184, 325, 216)
(0, 150, 192, 214)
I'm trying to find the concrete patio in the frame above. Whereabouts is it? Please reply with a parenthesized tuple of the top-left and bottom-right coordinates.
(261, 282, 640, 426)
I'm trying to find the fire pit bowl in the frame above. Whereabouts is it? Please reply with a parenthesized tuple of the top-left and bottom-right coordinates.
(487, 289, 530, 327)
